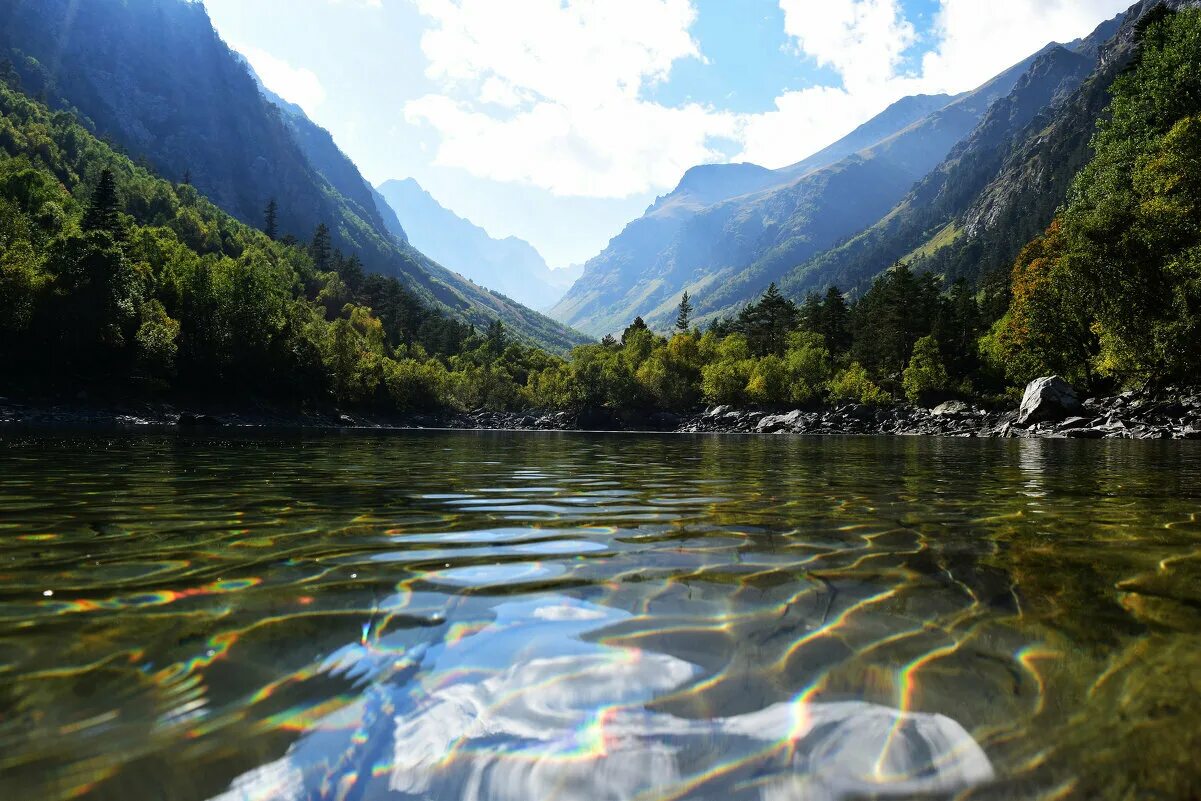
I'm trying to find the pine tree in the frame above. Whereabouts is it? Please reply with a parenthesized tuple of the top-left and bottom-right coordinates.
(264, 198, 278, 241)
(622, 316, 648, 345)
(82, 168, 123, 239)
(737, 283, 798, 356)
(675, 291, 693, 332)
(819, 286, 852, 355)
(310, 223, 332, 271)
(485, 319, 507, 354)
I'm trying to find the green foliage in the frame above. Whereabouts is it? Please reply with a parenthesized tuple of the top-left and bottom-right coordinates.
(829, 363, 890, 407)
(736, 283, 798, 357)
(901, 335, 952, 405)
(675, 291, 693, 332)
(984, 8, 1201, 388)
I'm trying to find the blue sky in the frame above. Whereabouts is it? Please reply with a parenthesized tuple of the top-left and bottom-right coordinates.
(203, 0, 1131, 268)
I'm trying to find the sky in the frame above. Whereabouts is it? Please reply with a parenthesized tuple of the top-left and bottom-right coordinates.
(203, 0, 1132, 268)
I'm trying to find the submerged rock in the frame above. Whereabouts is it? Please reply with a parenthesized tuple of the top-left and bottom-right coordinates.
(1017, 376, 1082, 425)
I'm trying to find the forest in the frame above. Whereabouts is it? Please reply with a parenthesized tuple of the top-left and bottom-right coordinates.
(2, 8, 1201, 417)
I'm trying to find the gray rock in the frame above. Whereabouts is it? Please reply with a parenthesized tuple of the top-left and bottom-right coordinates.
(1018, 376, 1082, 425)
(931, 400, 971, 417)
(757, 410, 802, 433)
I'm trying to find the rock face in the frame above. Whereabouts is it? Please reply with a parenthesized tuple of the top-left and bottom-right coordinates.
(1018, 376, 1082, 425)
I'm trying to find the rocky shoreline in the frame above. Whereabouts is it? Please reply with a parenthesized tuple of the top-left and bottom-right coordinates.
(2, 379, 1200, 440)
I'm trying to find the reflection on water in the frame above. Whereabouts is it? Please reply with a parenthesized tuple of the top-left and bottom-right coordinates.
(0, 432, 1199, 800)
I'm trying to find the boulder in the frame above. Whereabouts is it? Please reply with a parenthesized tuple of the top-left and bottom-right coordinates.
(1017, 376, 1082, 425)
(757, 410, 802, 433)
(931, 400, 971, 417)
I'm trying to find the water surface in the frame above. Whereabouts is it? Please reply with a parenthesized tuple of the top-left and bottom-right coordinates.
(1, 432, 1199, 800)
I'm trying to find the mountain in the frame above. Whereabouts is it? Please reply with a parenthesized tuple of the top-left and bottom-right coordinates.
(376, 178, 574, 312)
(551, 59, 1040, 337)
(0, 0, 587, 351)
(784, 35, 1107, 301)
(249, 76, 411, 247)
(904, 5, 1162, 293)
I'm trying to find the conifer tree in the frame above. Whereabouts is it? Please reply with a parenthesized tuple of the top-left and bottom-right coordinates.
(675, 291, 693, 332)
(264, 198, 278, 241)
(82, 168, 123, 239)
(310, 223, 332, 271)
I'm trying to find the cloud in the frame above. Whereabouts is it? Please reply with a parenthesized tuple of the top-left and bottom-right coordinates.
(405, 0, 740, 198)
(237, 44, 327, 114)
(405, 0, 1134, 196)
(741, 0, 925, 169)
(738, 0, 1130, 169)
(919, 0, 1133, 90)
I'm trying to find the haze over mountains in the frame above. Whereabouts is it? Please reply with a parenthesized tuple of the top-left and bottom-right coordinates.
(0, 0, 587, 351)
(550, 10, 1130, 338)
(376, 179, 581, 312)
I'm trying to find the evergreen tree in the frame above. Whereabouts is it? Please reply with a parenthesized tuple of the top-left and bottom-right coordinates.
(622, 316, 648, 345)
(310, 223, 332, 271)
(485, 319, 507, 354)
(737, 283, 798, 356)
(819, 286, 852, 355)
(675, 291, 693, 332)
(264, 198, 278, 241)
(81, 169, 123, 239)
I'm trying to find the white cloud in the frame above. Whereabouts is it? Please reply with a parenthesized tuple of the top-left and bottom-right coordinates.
(405, 0, 739, 198)
(742, 0, 925, 168)
(404, 0, 1134, 196)
(738, 0, 1130, 169)
(237, 44, 327, 114)
(781, 0, 916, 92)
(919, 0, 1133, 90)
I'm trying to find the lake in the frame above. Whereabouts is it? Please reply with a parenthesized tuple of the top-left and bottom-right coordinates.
(1, 431, 1199, 800)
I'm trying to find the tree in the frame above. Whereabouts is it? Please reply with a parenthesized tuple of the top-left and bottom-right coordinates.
(675, 291, 693, 332)
(902, 335, 951, 406)
(82, 169, 123, 239)
(622, 316, 648, 345)
(485, 319, 507, 356)
(829, 363, 890, 407)
(851, 263, 940, 380)
(819, 286, 852, 355)
(264, 198, 278, 241)
(738, 283, 798, 356)
(310, 223, 332, 271)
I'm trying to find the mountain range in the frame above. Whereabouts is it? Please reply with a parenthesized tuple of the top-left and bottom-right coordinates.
(376, 179, 581, 312)
(549, 11, 1132, 337)
(0, 0, 587, 351)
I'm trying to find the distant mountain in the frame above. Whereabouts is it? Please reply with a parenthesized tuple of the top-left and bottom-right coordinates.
(377, 179, 574, 311)
(551, 58, 1040, 336)
(0, 0, 587, 351)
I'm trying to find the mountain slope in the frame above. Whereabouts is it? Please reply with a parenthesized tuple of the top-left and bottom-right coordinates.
(552, 55, 1041, 337)
(784, 37, 1105, 300)
(376, 179, 574, 311)
(912, 1, 1184, 291)
(0, 0, 587, 351)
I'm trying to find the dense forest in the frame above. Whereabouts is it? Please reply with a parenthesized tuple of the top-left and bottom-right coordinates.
(2, 9, 1201, 418)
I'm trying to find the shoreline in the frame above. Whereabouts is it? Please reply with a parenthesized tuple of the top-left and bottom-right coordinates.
(3, 387, 1200, 440)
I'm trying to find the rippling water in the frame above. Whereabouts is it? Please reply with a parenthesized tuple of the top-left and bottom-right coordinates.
(1, 431, 1200, 800)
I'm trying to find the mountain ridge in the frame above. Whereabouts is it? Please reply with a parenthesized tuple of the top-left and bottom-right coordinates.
(551, 49, 1046, 336)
